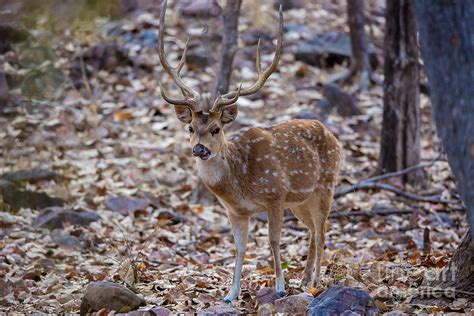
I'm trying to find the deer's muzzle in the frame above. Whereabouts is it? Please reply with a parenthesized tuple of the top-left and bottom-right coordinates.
(192, 144, 211, 160)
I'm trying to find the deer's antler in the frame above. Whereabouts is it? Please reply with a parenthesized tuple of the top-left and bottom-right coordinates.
(159, 0, 200, 111)
(211, 6, 283, 113)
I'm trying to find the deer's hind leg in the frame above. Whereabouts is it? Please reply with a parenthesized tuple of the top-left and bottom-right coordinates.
(291, 195, 320, 287)
(292, 193, 330, 287)
(313, 191, 332, 286)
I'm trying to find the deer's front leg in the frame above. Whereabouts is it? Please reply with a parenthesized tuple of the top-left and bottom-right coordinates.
(268, 208, 285, 297)
(224, 212, 249, 303)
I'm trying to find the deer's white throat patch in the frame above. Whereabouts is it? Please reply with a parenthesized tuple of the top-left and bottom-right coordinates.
(196, 154, 228, 186)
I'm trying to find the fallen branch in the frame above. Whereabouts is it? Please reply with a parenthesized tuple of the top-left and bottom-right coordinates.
(334, 182, 450, 204)
(334, 154, 452, 204)
(329, 208, 413, 218)
(362, 153, 442, 184)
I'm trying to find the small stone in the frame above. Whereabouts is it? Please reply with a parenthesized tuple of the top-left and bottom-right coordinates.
(307, 285, 378, 316)
(37, 258, 56, 270)
(80, 282, 146, 315)
(148, 307, 172, 316)
(295, 109, 321, 120)
(178, 0, 222, 18)
(51, 235, 82, 249)
(0, 278, 11, 296)
(106, 196, 150, 215)
(274, 293, 313, 314)
(0, 180, 65, 213)
(33, 207, 100, 230)
(116, 307, 171, 316)
(198, 303, 238, 315)
(294, 32, 379, 69)
(257, 287, 280, 305)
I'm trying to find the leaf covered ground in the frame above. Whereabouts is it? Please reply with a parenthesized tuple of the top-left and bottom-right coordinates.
(0, 0, 471, 314)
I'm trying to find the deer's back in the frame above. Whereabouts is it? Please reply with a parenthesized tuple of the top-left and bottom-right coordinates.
(229, 120, 341, 207)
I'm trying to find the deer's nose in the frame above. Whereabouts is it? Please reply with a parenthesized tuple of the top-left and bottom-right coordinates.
(192, 144, 211, 159)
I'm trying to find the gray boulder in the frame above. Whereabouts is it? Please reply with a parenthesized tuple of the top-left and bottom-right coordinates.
(80, 282, 146, 315)
(307, 285, 378, 316)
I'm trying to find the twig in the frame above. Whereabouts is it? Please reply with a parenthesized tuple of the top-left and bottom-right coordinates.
(334, 154, 451, 203)
(361, 153, 442, 184)
(329, 208, 413, 218)
(334, 182, 450, 204)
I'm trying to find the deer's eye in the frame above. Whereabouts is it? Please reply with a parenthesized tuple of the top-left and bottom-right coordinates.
(188, 125, 194, 133)
(211, 127, 220, 136)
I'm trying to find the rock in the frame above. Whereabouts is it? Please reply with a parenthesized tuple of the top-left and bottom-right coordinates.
(0, 278, 11, 297)
(0, 11, 29, 53)
(0, 179, 64, 213)
(148, 307, 172, 316)
(118, 0, 156, 14)
(295, 108, 322, 121)
(80, 282, 146, 315)
(106, 196, 150, 215)
(274, 293, 313, 314)
(257, 287, 280, 305)
(33, 207, 100, 230)
(186, 46, 216, 69)
(116, 306, 171, 316)
(178, 0, 222, 18)
(318, 83, 361, 117)
(198, 303, 238, 315)
(273, 0, 305, 11)
(83, 43, 128, 71)
(51, 234, 82, 249)
(307, 285, 378, 316)
(294, 32, 379, 69)
(37, 258, 56, 270)
(0, 70, 8, 100)
(0, 168, 61, 184)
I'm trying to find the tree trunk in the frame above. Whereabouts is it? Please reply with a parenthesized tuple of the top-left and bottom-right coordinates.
(414, 0, 474, 232)
(413, 0, 474, 298)
(212, 0, 242, 100)
(378, 0, 423, 185)
(347, 0, 371, 91)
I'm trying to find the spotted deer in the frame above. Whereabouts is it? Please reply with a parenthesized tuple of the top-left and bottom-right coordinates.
(158, 0, 341, 303)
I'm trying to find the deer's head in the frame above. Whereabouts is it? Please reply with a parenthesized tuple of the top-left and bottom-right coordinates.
(158, 0, 283, 160)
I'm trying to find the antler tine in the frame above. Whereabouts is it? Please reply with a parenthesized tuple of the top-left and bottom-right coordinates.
(160, 82, 197, 108)
(218, 6, 283, 103)
(158, 0, 200, 107)
(211, 84, 242, 112)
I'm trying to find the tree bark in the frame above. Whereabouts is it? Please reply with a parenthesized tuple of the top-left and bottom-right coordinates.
(414, 0, 474, 232)
(212, 0, 242, 100)
(347, 0, 371, 91)
(378, 0, 423, 185)
(413, 0, 474, 298)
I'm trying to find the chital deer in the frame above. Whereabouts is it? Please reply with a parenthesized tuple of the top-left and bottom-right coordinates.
(158, 0, 341, 303)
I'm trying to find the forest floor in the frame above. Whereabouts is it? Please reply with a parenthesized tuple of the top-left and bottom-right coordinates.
(0, 0, 471, 314)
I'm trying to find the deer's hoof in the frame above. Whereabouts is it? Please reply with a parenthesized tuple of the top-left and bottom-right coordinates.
(277, 291, 285, 298)
(223, 298, 232, 304)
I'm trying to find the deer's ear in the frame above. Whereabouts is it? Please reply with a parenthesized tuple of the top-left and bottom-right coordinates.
(220, 104, 238, 124)
(174, 105, 193, 123)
